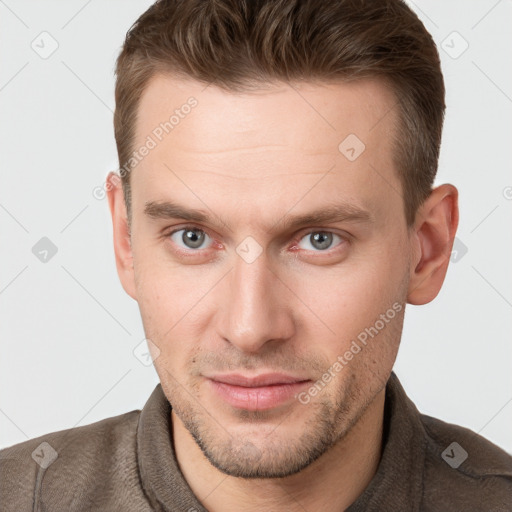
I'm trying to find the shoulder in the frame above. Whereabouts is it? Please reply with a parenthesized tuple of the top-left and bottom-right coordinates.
(0, 409, 150, 511)
(419, 412, 512, 511)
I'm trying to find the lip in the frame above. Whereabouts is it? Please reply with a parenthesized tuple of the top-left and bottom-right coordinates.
(206, 373, 311, 411)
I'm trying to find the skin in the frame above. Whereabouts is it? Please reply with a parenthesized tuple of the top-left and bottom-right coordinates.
(107, 74, 458, 511)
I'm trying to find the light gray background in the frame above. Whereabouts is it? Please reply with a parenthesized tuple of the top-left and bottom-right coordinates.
(1, 1, 511, 454)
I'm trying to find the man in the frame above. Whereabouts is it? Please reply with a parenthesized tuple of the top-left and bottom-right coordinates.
(1, 0, 511, 510)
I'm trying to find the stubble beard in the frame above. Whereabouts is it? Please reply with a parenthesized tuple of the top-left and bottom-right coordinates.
(168, 374, 369, 479)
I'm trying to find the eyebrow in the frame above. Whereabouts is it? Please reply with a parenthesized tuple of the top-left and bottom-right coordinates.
(143, 200, 374, 232)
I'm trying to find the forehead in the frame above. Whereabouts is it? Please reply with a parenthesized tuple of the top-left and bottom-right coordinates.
(130, 74, 402, 229)
(135, 73, 398, 152)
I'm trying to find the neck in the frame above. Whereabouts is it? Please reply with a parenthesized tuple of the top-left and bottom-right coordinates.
(172, 389, 385, 512)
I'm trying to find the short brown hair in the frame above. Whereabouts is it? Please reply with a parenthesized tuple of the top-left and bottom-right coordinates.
(114, 0, 445, 226)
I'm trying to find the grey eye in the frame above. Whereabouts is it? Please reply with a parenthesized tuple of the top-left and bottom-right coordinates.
(297, 231, 342, 251)
(170, 228, 211, 250)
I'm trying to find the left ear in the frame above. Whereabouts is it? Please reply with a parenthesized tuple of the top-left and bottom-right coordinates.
(407, 183, 459, 305)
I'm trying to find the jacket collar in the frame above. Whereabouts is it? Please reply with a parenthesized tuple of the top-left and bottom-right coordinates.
(346, 372, 426, 511)
(137, 383, 206, 511)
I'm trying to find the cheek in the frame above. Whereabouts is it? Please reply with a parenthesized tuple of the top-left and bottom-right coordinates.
(133, 256, 183, 343)
(132, 251, 218, 368)
(133, 238, 196, 315)
(288, 244, 407, 362)
(293, 259, 402, 328)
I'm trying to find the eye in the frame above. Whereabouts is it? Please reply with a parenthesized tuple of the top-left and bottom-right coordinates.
(169, 226, 213, 251)
(296, 230, 345, 252)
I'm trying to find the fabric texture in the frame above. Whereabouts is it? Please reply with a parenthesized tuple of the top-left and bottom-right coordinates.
(1, 372, 511, 511)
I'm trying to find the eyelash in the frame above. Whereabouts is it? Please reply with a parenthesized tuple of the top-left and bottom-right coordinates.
(166, 225, 348, 258)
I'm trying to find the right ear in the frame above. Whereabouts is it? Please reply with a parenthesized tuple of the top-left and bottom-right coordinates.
(106, 172, 137, 300)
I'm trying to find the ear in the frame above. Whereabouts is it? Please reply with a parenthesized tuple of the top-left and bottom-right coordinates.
(106, 172, 137, 300)
(407, 183, 459, 305)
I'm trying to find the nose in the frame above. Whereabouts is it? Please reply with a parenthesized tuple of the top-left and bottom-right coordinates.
(216, 248, 295, 353)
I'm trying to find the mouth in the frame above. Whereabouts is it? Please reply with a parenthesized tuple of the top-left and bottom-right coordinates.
(205, 373, 312, 411)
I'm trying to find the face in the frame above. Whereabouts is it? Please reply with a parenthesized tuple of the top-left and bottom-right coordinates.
(121, 75, 413, 478)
